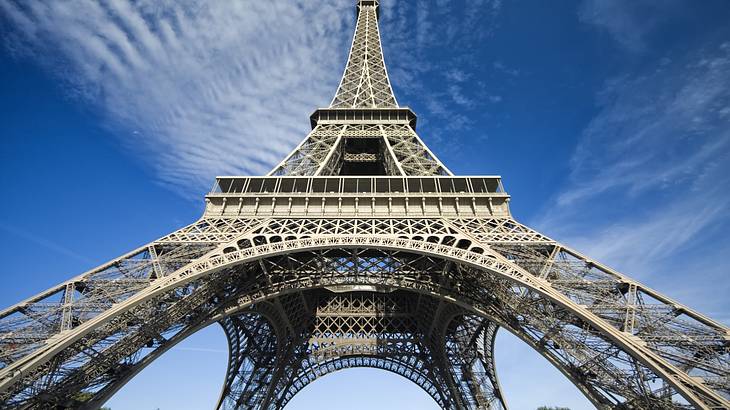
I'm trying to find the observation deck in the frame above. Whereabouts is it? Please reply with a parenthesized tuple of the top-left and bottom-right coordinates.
(206, 176, 510, 218)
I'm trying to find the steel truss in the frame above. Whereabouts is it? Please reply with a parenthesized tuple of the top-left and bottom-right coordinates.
(1, 0, 729, 409)
(269, 119, 451, 177)
(330, 1, 397, 109)
(215, 291, 505, 410)
(1, 220, 728, 408)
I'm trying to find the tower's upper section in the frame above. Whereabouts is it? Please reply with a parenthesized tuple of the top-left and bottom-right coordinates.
(330, 0, 398, 108)
(267, 0, 453, 177)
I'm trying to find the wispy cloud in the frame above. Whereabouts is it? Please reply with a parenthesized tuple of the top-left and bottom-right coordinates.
(578, 0, 685, 52)
(534, 39, 730, 317)
(0, 0, 508, 196)
(1, 0, 353, 198)
(542, 43, 730, 248)
(0, 223, 93, 264)
(561, 193, 728, 274)
(556, 46, 730, 208)
(378, 0, 504, 156)
(492, 61, 519, 77)
(173, 346, 227, 355)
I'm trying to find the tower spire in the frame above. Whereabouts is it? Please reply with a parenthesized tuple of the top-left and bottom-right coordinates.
(330, 0, 398, 108)
(269, 0, 450, 176)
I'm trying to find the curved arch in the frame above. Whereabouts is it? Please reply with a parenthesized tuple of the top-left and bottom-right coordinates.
(174, 238, 729, 407)
(442, 314, 508, 409)
(1, 237, 726, 408)
(84, 294, 456, 410)
(281, 355, 447, 408)
(215, 291, 508, 410)
(81, 285, 583, 410)
(80, 317, 222, 409)
(216, 290, 465, 409)
(87, 284, 599, 410)
(215, 310, 282, 410)
(78, 308, 282, 409)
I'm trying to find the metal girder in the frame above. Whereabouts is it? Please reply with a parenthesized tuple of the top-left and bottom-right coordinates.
(331, 3, 397, 109)
(1, 227, 728, 408)
(1, 0, 729, 409)
(215, 290, 506, 410)
(267, 2, 449, 177)
(268, 124, 452, 177)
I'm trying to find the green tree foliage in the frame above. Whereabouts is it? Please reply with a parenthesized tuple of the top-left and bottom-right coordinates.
(70, 391, 111, 409)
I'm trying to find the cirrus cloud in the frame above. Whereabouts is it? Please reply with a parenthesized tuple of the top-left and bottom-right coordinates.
(1, 0, 354, 197)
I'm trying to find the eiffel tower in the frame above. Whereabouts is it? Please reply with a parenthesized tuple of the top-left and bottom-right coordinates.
(1, 1, 729, 409)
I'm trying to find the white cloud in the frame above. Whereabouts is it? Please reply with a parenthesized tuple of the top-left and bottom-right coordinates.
(377, 0, 504, 159)
(533, 41, 730, 319)
(0, 223, 93, 264)
(1, 0, 353, 198)
(556, 42, 730, 208)
(447, 84, 475, 107)
(562, 193, 728, 276)
(578, 0, 685, 52)
(492, 61, 519, 77)
(0, 0, 507, 197)
(444, 68, 470, 83)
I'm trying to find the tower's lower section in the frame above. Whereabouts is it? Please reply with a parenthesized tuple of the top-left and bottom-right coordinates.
(0, 177, 728, 409)
(216, 290, 506, 409)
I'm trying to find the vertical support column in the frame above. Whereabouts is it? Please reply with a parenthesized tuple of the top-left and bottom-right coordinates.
(441, 315, 509, 410)
(539, 245, 561, 279)
(216, 311, 283, 410)
(59, 283, 75, 332)
(624, 283, 638, 334)
(148, 244, 164, 279)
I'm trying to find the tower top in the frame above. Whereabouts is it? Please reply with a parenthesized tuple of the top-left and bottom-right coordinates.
(330, 0, 396, 108)
(269, 0, 451, 176)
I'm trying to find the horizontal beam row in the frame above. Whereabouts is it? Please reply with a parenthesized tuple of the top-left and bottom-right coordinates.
(212, 176, 505, 195)
(310, 108, 417, 129)
(205, 194, 510, 218)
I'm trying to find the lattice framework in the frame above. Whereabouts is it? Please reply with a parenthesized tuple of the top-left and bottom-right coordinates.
(0, 0, 728, 409)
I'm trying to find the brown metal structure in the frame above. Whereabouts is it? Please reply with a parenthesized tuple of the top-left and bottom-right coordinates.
(0, 1, 728, 409)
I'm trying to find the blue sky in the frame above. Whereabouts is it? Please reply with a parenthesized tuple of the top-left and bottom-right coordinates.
(1, 0, 729, 409)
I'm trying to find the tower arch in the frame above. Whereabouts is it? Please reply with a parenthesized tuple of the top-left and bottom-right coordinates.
(0, 0, 728, 409)
(2, 237, 727, 408)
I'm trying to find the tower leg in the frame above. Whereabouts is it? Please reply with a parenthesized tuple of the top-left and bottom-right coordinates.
(442, 316, 507, 409)
(217, 293, 316, 410)
(216, 312, 281, 410)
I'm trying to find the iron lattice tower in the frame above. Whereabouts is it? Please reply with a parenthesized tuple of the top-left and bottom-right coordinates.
(1, 1, 729, 409)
